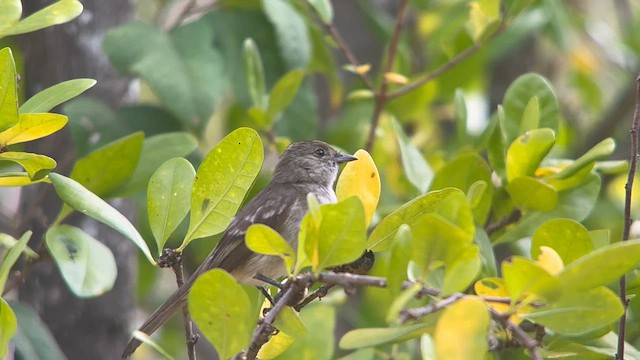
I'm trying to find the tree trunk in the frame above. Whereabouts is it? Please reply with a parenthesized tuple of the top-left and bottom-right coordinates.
(17, 1, 137, 359)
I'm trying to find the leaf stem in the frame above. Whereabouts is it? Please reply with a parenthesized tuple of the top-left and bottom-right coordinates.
(616, 75, 640, 360)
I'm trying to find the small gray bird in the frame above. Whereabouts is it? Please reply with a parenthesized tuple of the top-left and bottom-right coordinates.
(122, 140, 357, 358)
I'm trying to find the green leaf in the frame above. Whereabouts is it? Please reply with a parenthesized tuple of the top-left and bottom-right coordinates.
(435, 298, 489, 360)
(519, 96, 540, 133)
(267, 69, 305, 121)
(502, 73, 559, 143)
(0, 47, 19, 132)
(19, 79, 96, 113)
(69, 132, 144, 197)
(522, 287, 623, 336)
(554, 138, 616, 180)
(275, 304, 335, 360)
(475, 227, 497, 277)
(0, 0, 82, 37)
(119, 132, 198, 195)
(48, 172, 155, 264)
(147, 158, 195, 254)
(386, 224, 412, 296)
(485, 107, 507, 180)
(8, 300, 66, 360)
(45, 225, 117, 297)
(0, 231, 31, 292)
(556, 240, 640, 292)
(430, 152, 493, 224)
(246, 224, 296, 274)
(339, 323, 427, 350)
(0, 152, 56, 180)
(531, 219, 593, 265)
(0, 0, 21, 33)
(131, 331, 175, 360)
(243, 38, 266, 109)
(262, 0, 311, 69)
(0, 298, 16, 358)
(307, 0, 334, 23)
(441, 245, 481, 296)
(454, 89, 467, 145)
(103, 20, 225, 125)
(494, 173, 601, 245)
(0, 172, 49, 187)
(184, 128, 263, 246)
(368, 188, 473, 252)
(302, 197, 366, 272)
(392, 118, 433, 193)
(0, 113, 68, 146)
(273, 306, 307, 336)
(189, 269, 252, 360)
(502, 256, 560, 303)
(506, 128, 555, 181)
(0, 233, 37, 259)
(505, 176, 558, 211)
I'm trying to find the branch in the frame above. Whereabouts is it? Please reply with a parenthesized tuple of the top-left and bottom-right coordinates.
(399, 293, 465, 323)
(485, 208, 522, 235)
(616, 74, 640, 360)
(386, 20, 506, 100)
(490, 309, 542, 360)
(324, 23, 376, 91)
(161, 249, 198, 360)
(364, 0, 410, 152)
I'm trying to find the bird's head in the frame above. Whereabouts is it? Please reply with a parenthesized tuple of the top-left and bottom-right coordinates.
(272, 140, 357, 186)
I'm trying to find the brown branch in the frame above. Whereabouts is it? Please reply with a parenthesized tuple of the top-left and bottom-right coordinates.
(386, 20, 507, 101)
(364, 0, 410, 152)
(324, 23, 376, 91)
(399, 293, 465, 323)
(616, 75, 640, 360)
(162, 249, 198, 360)
(294, 284, 334, 311)
(485, 208, 522, 235)
(490, 308, 542, 360)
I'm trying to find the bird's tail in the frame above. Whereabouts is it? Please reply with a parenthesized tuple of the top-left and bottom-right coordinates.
(121, 284, 190, 358)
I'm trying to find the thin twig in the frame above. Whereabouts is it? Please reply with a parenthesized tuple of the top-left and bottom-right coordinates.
(294, 284, 334, 311)
(386, 20, 506, 100)
(616, 75, 640, 360)
(490, 308, 542, 360)
(364, 0, 410, 152)
(324, 23, 376, 91)
(168, 251, 198, 360)
(485, 208, 522, 235)
(399, 293, 465, 323)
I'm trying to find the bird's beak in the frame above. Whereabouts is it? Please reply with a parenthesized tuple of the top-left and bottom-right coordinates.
(335, 153, 358, 164)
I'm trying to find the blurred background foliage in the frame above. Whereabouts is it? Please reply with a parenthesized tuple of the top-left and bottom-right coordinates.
(4, 0, 640, 359)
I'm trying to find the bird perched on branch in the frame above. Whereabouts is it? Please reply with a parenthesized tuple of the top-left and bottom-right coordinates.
(122, 140, 357, 358)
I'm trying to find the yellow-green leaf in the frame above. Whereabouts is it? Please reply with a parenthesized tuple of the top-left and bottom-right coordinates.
(0, 113, 68, 145)
(0, 151, 56, 180)
(246, 224, 296, 274)
(0, 172, 50, 187)
(0, 298, 16, 358)
(0, 0, 21, 33)
(0, 47, 18, 132)
(506, 128, 555, 182)
(336, 149, 380, 227)
(183, 127, 263, 246)
(435, 298, 489, 360)
(189, 269, 252, 360)
(19, 78, 96, 113)
(0, 0, 82, 37)
(505, 176, 558, 211)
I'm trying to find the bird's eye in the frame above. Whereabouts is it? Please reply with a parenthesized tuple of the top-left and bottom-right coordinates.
(314, 148, 326, 157)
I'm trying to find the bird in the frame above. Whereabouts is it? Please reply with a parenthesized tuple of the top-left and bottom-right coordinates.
(122, 140, 357, 358)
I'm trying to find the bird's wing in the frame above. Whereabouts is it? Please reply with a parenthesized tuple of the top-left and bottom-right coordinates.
(191, 183, 304, 279)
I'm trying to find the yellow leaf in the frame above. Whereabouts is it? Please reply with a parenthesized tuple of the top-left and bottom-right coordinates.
(536, 246, 564, 275)
(474, 277, 522, 325)
(336, 149, 381, 226)
(384, 72, 408, 84)
(0, 174, 50, 187)
(435, 298, 489, 360)
(0, 113, 67, 146)
(343, 64, 371, 75)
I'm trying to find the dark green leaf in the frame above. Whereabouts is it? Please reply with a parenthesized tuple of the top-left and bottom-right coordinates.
(45, 225, 117, 297)
(262, 0, 311, 69)
(8, 300, 66, 360)
(392, 118, 433, 193)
